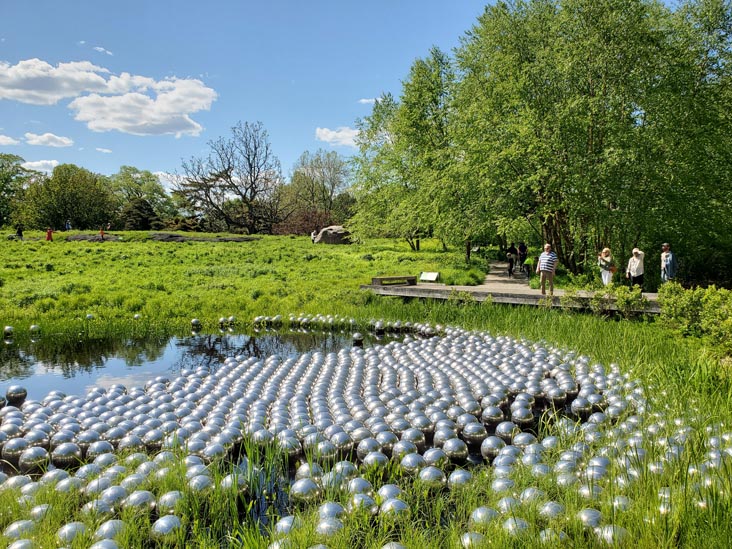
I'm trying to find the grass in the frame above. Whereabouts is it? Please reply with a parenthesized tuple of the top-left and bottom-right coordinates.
(0, 232, 731, 547)
(0, 232, 486, 339)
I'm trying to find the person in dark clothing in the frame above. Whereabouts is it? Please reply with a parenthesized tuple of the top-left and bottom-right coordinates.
(518, 242, 528, 277)
(507, 242, 519, 277)
(15, 224, 23, 241)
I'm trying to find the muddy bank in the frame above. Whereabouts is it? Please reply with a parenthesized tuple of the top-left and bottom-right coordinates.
(150, 232, 260, 243)
(65, 234, 122, 242)
(60, 232, 260, 243)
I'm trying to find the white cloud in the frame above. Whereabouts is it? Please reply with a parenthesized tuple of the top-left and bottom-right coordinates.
(358, 98, 376, 105)
(96, 147, 112, 153)
(0, 134, 19, 145)
(0, 58, 110, 105)
(70, 78, 217, 137)
(21, 159, 59, 173)
(315, 126, 358, 148)
(0, 58, 217, 136)
(24, 132, 74, 147)
(93, 46, 113, 56)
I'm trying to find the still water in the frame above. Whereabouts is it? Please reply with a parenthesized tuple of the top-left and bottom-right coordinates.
(0, 331, 398, 401)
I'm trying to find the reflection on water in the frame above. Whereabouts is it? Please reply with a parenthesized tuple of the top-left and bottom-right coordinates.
(0, 331, 400, 400)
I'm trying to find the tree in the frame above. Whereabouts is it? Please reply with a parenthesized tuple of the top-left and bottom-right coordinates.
(452, 0, 689, 272)
(120, 198, 163, 230)
(288, 149, 350, 232)
(350, 94, 430, 250)
(0, 154, 33, 227)
(176, 121, 284, 233)
(110, 166, 176, 222)
(16, 164, 116, 230)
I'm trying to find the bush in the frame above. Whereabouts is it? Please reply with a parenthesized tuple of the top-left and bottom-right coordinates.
(659, 282, 732, 356)
(612, 285, 648, 319)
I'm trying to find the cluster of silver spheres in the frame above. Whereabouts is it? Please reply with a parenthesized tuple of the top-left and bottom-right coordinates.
(0, 321, 728, 547)
(252, 314, 440, 339)
(4, 325, 42, 345)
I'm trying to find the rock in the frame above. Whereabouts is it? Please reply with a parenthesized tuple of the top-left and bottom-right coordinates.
(314, 226, 350, 245)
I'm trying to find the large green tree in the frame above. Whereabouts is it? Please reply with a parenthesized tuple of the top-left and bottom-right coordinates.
(352, 0, 731, 284)
(350, 93, 427, 249)
(17, 164, 116, 230)
(453, 0, 676, 272)
(350, 51, 459, 252)
(110, 166, 177, 222)
(0, 154, 34, 227)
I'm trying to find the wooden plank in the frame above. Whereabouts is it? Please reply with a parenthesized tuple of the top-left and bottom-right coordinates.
(359, 284, 660, 314)
(371, 276, 417, 286)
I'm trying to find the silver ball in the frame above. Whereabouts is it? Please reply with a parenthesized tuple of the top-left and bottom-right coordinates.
(151, 515, 183, 540)
(468, 506, 498, 526)
(57, 521, 87, 544)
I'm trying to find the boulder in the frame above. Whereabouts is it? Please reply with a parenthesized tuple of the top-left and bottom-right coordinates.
(314, 225, 351, 245)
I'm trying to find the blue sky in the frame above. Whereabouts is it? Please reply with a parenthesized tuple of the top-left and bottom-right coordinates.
(0, 0, 487, 181)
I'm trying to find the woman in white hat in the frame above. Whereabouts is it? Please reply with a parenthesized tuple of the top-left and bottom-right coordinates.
(625, 248, 645, 288)
(597, 248, 615, 286)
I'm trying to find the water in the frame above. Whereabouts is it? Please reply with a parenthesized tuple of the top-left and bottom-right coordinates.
(0, 331, 398, 401)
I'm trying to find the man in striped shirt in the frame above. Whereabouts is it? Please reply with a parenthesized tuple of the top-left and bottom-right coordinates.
(536, 243, 559, 296)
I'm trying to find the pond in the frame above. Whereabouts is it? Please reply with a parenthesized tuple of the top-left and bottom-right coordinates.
(0, 330, 401, 400)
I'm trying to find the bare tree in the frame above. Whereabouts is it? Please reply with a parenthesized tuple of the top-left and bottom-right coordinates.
(176, 121, 284, 233)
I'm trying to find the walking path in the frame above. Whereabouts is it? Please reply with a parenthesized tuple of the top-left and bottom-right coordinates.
(361, 261, 659, 313)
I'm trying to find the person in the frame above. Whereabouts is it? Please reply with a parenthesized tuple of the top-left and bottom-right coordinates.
(597, 248, 615, 286)
(518, 242, 528, 277)
(65, 219, 71, 231)
(536, 243, 558, 295)
(661, 243, 678, 282)
(99, 226, 105, 241)
(45, 227, 53, 241)
(506, 242, 519, 277)
(625, 248, 645, 288)
(15, 224, 23, 241)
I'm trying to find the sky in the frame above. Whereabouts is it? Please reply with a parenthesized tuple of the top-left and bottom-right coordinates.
(0, 0, 488, 181)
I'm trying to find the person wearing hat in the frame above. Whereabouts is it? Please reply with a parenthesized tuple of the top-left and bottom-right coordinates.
(661, 243, 677, 282)
(625, 248, 645, 288)
(597, 248, 616, 286)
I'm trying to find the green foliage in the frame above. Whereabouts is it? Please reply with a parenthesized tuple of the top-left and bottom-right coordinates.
(0, 153, 33, 227)
(15, 163, 116, 230)
(611, 284, 649, 318)
(0, 234, 486, 331)
(275, 149, 351, 234)
(109, 165, 177, 221)
(659, 281, 732, 356)
(353, 0, 732, 286)
(120, 197, 163, 230)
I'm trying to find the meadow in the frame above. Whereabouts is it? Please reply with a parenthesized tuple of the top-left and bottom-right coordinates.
(0, 232, 486, 340)
(0, 232, 730, 548)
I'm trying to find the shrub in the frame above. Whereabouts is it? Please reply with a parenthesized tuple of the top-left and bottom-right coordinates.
(612, 285, 648, 319)
(659, 282, 732, 356)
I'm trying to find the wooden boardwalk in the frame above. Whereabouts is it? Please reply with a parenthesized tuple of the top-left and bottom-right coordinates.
(361, 261, 660, 314)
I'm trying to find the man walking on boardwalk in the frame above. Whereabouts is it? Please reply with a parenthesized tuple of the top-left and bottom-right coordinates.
(536, 243, 558, 296)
